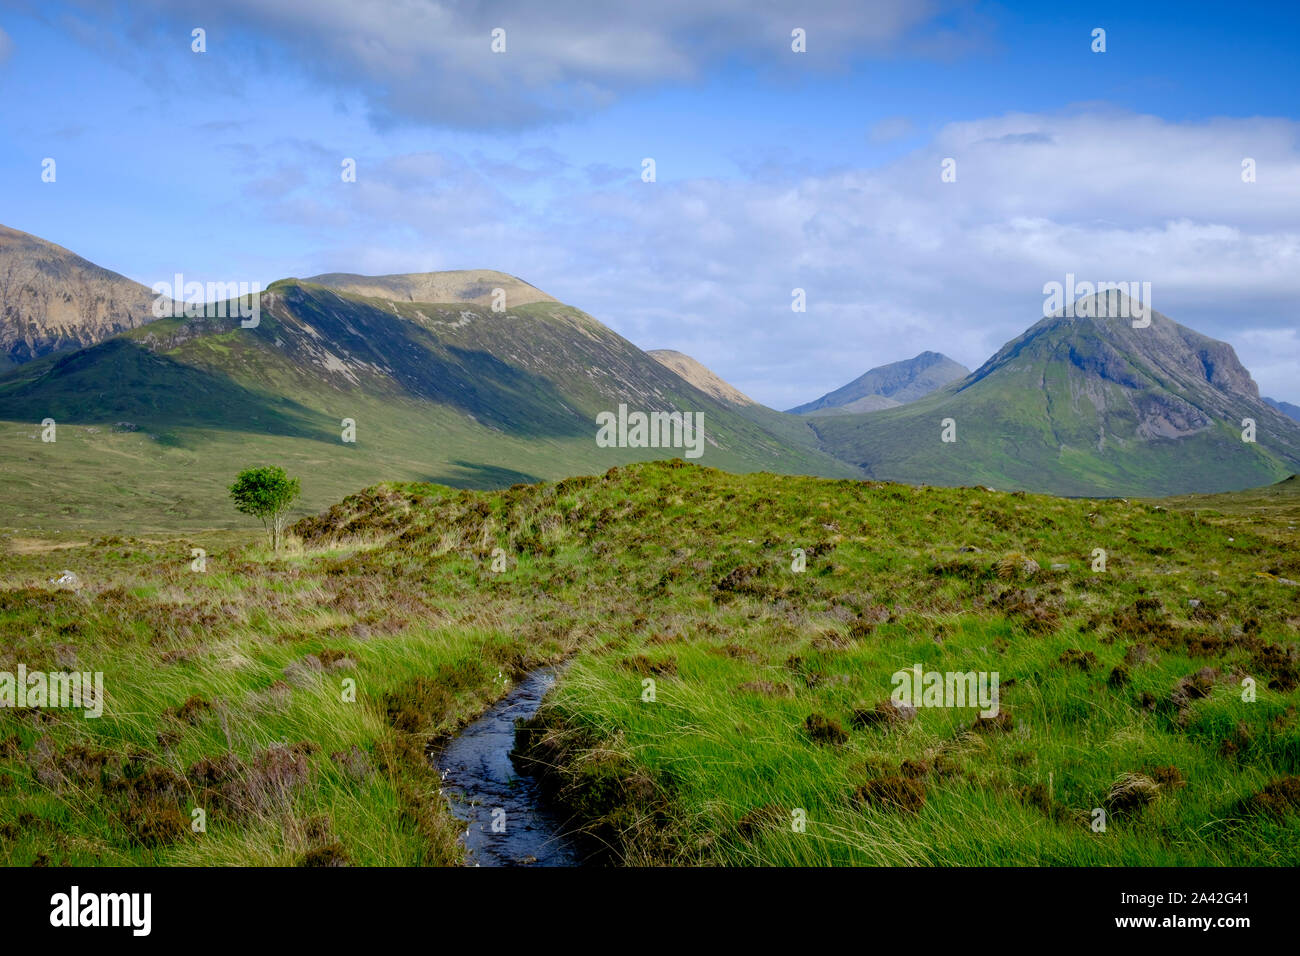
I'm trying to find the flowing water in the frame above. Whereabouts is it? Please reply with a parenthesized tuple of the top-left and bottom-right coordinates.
(433, 666, 584, 867)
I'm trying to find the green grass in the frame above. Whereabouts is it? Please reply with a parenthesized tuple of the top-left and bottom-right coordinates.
(0, 524, 581, 866)
(2, 462, 1298, 865)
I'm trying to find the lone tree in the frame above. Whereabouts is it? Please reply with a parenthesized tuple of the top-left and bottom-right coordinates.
(230, 466, 301, 552)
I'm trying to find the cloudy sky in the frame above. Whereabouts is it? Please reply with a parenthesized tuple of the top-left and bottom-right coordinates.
(1, 0, 1298, 407)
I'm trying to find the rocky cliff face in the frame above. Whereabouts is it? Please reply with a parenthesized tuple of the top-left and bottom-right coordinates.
(970, 292, 1271, 438)
(0, 224, 159, 369)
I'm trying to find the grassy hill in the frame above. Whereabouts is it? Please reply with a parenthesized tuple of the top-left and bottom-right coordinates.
(2, 463, 1296, 865)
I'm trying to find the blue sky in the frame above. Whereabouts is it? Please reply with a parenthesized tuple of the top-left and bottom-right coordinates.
(1, 0, 1298, 407)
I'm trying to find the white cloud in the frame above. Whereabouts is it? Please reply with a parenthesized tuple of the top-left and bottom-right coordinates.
(63, 0, 952, 128)
(0, 27, 13, 63)
(237, 110, 1300, 408)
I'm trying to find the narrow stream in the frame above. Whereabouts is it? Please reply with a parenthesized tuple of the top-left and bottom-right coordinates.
(433, 666, 584, 867)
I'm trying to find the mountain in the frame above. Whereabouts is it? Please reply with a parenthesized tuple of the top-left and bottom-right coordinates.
(0, 255, 859, 529)
(0, 224, 159, 371)
(647, 349, 757, 407)
(788, 350, 969, 415)
(1264, 396, 1300, 422)
(810, 292, 1300, 497)
(4, 228, 1294, 525)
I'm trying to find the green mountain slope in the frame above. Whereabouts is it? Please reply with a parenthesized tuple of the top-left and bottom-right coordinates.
(0, 276, 860, 530)
(810, 294, 1300, 497)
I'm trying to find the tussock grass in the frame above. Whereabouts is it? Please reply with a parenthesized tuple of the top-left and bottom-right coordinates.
(3, 461, 1299, 865)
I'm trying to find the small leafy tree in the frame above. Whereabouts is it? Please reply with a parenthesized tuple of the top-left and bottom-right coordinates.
(229, 466, 301, 552)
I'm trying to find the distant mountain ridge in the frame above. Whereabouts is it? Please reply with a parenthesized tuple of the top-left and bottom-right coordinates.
(1265, 397, 1300, 422)
(3, 225, 1297, 517)
(788, 350, 970, 415)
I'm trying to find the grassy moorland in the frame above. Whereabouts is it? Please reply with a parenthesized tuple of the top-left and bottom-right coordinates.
(0, 518, 582, 865)
(1, 462, 1298, 865)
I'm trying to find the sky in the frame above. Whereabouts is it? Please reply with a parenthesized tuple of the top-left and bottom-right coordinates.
(1, 0, 1298, 408)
